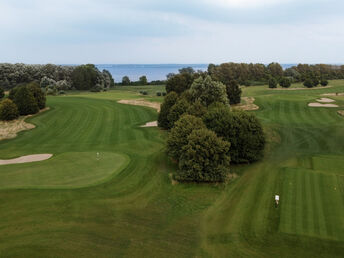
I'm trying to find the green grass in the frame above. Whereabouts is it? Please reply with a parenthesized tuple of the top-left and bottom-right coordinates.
(0, 81, 343, 257)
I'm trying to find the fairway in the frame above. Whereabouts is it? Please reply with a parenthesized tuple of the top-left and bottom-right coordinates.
(0, 83, 343, 257)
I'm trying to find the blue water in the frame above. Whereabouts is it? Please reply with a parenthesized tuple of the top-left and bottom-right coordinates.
(95, 64, 297, 82)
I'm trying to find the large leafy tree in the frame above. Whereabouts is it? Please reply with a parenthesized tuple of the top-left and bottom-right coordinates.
(203, 104, 265, 163)
(0, 99, 19, 121)
(166, 73, 194, 95)
(226, 79, 242, 104)
(177, 128, 231, 182)
(27, 82, 46, 109)
(268, 77, 278, 88)
(267, 62, 283, 78)
(158, 91, 178, 129)
(71, 64, 99, 90)
(0, 87, 4, 99)
(167, 114, 206, 160)
(279, 77, 291, 88)
(189, 75, 229, 107)
(13, 86, 39, 115)
(139, 76, 148, 85)
(167, 98, 191, 129)
(122, 76, 131, 86)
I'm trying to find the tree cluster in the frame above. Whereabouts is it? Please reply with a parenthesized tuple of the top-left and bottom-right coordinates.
(159, 75, 265, 183)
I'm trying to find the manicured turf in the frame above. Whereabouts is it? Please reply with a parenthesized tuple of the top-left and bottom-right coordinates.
(0, 81, 343, 257)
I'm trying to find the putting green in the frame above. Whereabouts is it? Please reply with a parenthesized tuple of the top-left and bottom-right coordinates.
(0, 152, 129, 189)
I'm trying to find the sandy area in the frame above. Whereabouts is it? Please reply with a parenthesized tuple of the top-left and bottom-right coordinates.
(141, 121, 158, 127)
(316, 98, 335, 103)
(308, 103, 339, 107)
(231, 97, 259, 111)
(0, 154, 53, 165)
(118, 99, 160, 112)
(322, 93, 344, 96)
(338, 110, 344, 117)
(271, 86, 332, 91)
(0, 108, 49, 141)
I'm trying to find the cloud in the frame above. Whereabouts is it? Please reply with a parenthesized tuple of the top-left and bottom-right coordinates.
(202, 0, 294, 8)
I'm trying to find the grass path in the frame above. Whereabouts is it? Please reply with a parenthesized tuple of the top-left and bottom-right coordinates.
(0, 82, 343, 257)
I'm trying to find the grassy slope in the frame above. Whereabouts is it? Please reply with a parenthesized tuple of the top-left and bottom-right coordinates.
(0, 82, 343, 257)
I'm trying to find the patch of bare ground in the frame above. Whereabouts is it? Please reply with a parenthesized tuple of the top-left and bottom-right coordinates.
(231, 97, 259, 111)
(316, 98, 335, 103)
(0, 108, 49, 141)
(338, 110, 344, 117)
(322, 92, 344, 96)
(0, 154, 53, 165)
(169, 173, 179, 185)
(118, 99, 160, 112)
(141, 121, 158, 127)
(271, 86, 332, 91)
(308, 103, 339, 107)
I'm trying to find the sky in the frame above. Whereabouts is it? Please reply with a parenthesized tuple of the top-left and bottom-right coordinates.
(0, 0, 343, 64)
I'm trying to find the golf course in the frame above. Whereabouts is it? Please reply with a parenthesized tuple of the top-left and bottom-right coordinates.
(0, 81, 343, 257)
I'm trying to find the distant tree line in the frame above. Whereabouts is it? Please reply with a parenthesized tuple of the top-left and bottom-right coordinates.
(117, 75, 165, 86)
(0, 63, 115, 93)
(158, 69, 265, 183)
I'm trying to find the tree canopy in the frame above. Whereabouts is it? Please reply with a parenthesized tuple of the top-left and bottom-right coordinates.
(0, 99, 19, 121)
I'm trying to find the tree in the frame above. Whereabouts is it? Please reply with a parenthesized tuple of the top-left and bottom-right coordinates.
(321, 79, 328, 86)
(102, 70, 115, 88)
(303, 79, 313, 88)
(139, 76, 148, 85)
(56, 80, 71, 91)
(268, 77, 278, 88)
(122, 76, 131, 86)
(71, 64, 99, 90)
(13, 86, 39, 115)
(177, 128, 231, 182)
(179, 67, 195, 74)
(167, 98, 191, 129)
(189, 75, 229, 107)
(203, 104, 265, 163)
(312, 77, 319, 87)
(27, 82, 46, 109)
(167, 114, 206, 160)
(279, 77, 291, 88)
(158, 91, 178, 129)
(166, 73, 194, 94)
(186, 100, 207, 117)
(0, 87, 4, 99)
(226, 80, 242, 104)
(0, 99, 19, 121)
(267, 62, 283, 78)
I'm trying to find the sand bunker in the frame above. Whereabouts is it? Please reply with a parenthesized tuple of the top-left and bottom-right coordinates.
(118, 99, 160, 112)
(232, 97, 259, 111)
(0, 154, 53, 165)
(316, 98, 336, 103)
(338, 110, 344, 117)
(141, 121, 158, 127)
(322, 93, 344, 96)
(0, 108, 49, 141)
(308, 103, 339, 108)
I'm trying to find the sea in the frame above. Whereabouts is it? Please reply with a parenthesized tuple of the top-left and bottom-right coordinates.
(95, 64, 297, 82)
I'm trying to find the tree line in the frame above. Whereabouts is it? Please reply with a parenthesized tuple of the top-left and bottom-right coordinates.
(158, 70, 265, 183)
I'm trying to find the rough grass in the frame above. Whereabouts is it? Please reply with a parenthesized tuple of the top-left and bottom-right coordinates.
(0, 81, 343, 257)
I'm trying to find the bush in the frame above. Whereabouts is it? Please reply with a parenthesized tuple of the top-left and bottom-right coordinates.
(59, 91, 66, 95)
(158, 91, 178, 129)
(0, 87, 4, 99)
(167, 114, 206, 160)
(141, 91, 148, 95)
(203, 105, 265, 163)
(279, 77, 291, 88)
(156, 92, 162, 96)
(268, 77, 278, 88)
(27, 82, 46, 109)
(162, 92, 167, 96)
(0, 99, 19, 121)
(321, 79, 328, 86)
(176, 128, 231, 182)
(13, 86, 39, 115)
(312, 78, 319, 87)
(303, 79, 313, 88)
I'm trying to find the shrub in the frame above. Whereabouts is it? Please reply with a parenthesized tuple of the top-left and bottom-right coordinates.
(158, 91, 178, 129)
(321, 79, 328, 86)
(13, 86, 39, 115)
(0, 87, 4, 99)
(162, 92, 167, 96)
(303, 79, 313, 88)
(279, 77, 291, 88)
(167, 114, 206, 160)
(177, 128, 231, 182)
(141, 91, 148, 95)
(203, 105, 265, 163)
(156, 92, 162, 96)
(268, 77, 278, 88)
(312, 78, 319, 87)
(226, 80, 242, 104)
(27, 82, 46, 109)
(0, 99, 19, 121)
(59, 91, 66, 95)
(122, 76, 131, 85)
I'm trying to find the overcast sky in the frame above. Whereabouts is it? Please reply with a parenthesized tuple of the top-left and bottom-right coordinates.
(0, 0, 343, 64)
